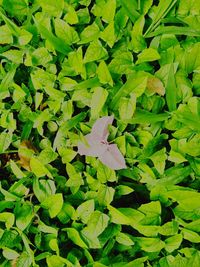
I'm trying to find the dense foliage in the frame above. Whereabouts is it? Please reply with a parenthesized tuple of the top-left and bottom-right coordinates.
(0, 0, 200, 266)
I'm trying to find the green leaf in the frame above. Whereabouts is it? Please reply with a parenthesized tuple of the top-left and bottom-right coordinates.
(58, 147, 77, 163)
(109, 52, 134, 74)
(140, 0, 153, 14)
(39, 0, 64, 17)
(138, 201, 161, 225)
(37, 220, 58, 235)
(126, 109, 170, 124)
(0, 25, 13, 44)
(0, 131, 13, 153)
(2, 247, 20, 260)
(134, 224, 160, 237)
(32, 47, 52, 66)
(16, 251, 32, 267)
(66, 228, 88, 248)
(66, 163, 84, 193)
(34, 18, 72, 55)
(57, 203, 75, 224)
(119, 0, 140, 23)
(159, 220, 179, 236)
(38, 147, 58, 165)
(79, 22, 100, 44)
(168, 150, 187, 164)
(77, 7, 90, 24)
(150, 148, 167, 174)
(97, 185, 115, 206)
(187, 251, 200, 267)
(9, 160, 25, 179)
(33, 178, 56, 203)
(81, 229, 101, 249)
(85, 210, 109, 236)
(108, 205, 131, 225)
(97, 61, 113, 86)
(18, 28, 33, 46)
(114, 135, 126, 155)
(155, 165, 191, 187)
(116, 232, 134, 246)
(3, 0, 28, 16)
(158, 255, 176, 267)
(177, 135, 200, 156)
(1, 1, 200, 264)
(140, 134, 168, 159)
(0, 64, 16, 99)
(100, 21, 116, 48)
(76, 199, 95, 224)
(0, 11, 32, 45)
(174, 197, 200, 220)
(41, 193, 63, 218)
(84, 40, 108, 63)
(183, 219, 200, 233)
(30, 157, 53, 178)
(90, 87, 108, 119)
(182, 229, 200, 243)
(102, 0, 116, 23)
(110, 72, 148, 109)
(14, 202, 34, 231)
(49, 239, 59, 254)
(46, 255, 72, 267)
(54, 18, 79, 45)
(180, 43, 200, 73)
(144, 0, 177, 36)
(165, 234, 183, 253)
(146, 26, 200, 38)
(119, 93, 136, 120)
(97, 161, 117, 183)
(64, 4, 79, 24)
(174, 107, 200, 133)
(0, 183, 21, 201)
(131, 16, 146, 53)
(68, 47, 85, 78)
(1, 50, 24, 64)
(31, 68, 56, 90)
(135, 237, 165, 252)
(0, 212, 15, 229)
(59, 112, 86, 132)
(136, 48, 160, 65)
(124, 257, 148, 267)
(12, 83, 26, 102)
(165, 63, 177, 111)
(116, 185, 134, 196)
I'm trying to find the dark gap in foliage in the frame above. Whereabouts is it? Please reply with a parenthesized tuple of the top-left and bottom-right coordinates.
(188, 72, 193, 80)
(14, 64, 31, 86)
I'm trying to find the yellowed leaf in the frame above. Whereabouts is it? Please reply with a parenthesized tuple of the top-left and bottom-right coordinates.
(18, 140, 37, 171)
(11, 258, 17, 267)
(146, 77, 165, 96)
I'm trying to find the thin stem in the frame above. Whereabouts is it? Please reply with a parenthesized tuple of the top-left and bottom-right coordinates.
(0, 150, 18, 155)
(144, 0, 178, 37)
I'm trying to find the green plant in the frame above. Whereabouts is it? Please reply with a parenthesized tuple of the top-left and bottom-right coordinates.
(0, 0, 200, 266)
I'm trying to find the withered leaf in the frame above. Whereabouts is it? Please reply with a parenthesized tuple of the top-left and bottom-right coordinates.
(146, 77, 165, 96)
(11, 258, 17, 267)
(18, 140, 37, 171)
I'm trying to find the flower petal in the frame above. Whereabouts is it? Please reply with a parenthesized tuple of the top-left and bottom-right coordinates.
(91, 115, 114, 141)
(78, 134, 107, 157)
(98, 144, 126, 170)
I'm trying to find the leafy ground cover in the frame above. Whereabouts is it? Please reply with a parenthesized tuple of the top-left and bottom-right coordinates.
(0, 0, 200, 266)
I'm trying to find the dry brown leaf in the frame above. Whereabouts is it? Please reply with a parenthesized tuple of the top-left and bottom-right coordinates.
(18, 140, 37, 171)
(11, 258, 17, 267)
(146, 77, 165, 96)
(39, 102, 48, 111)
